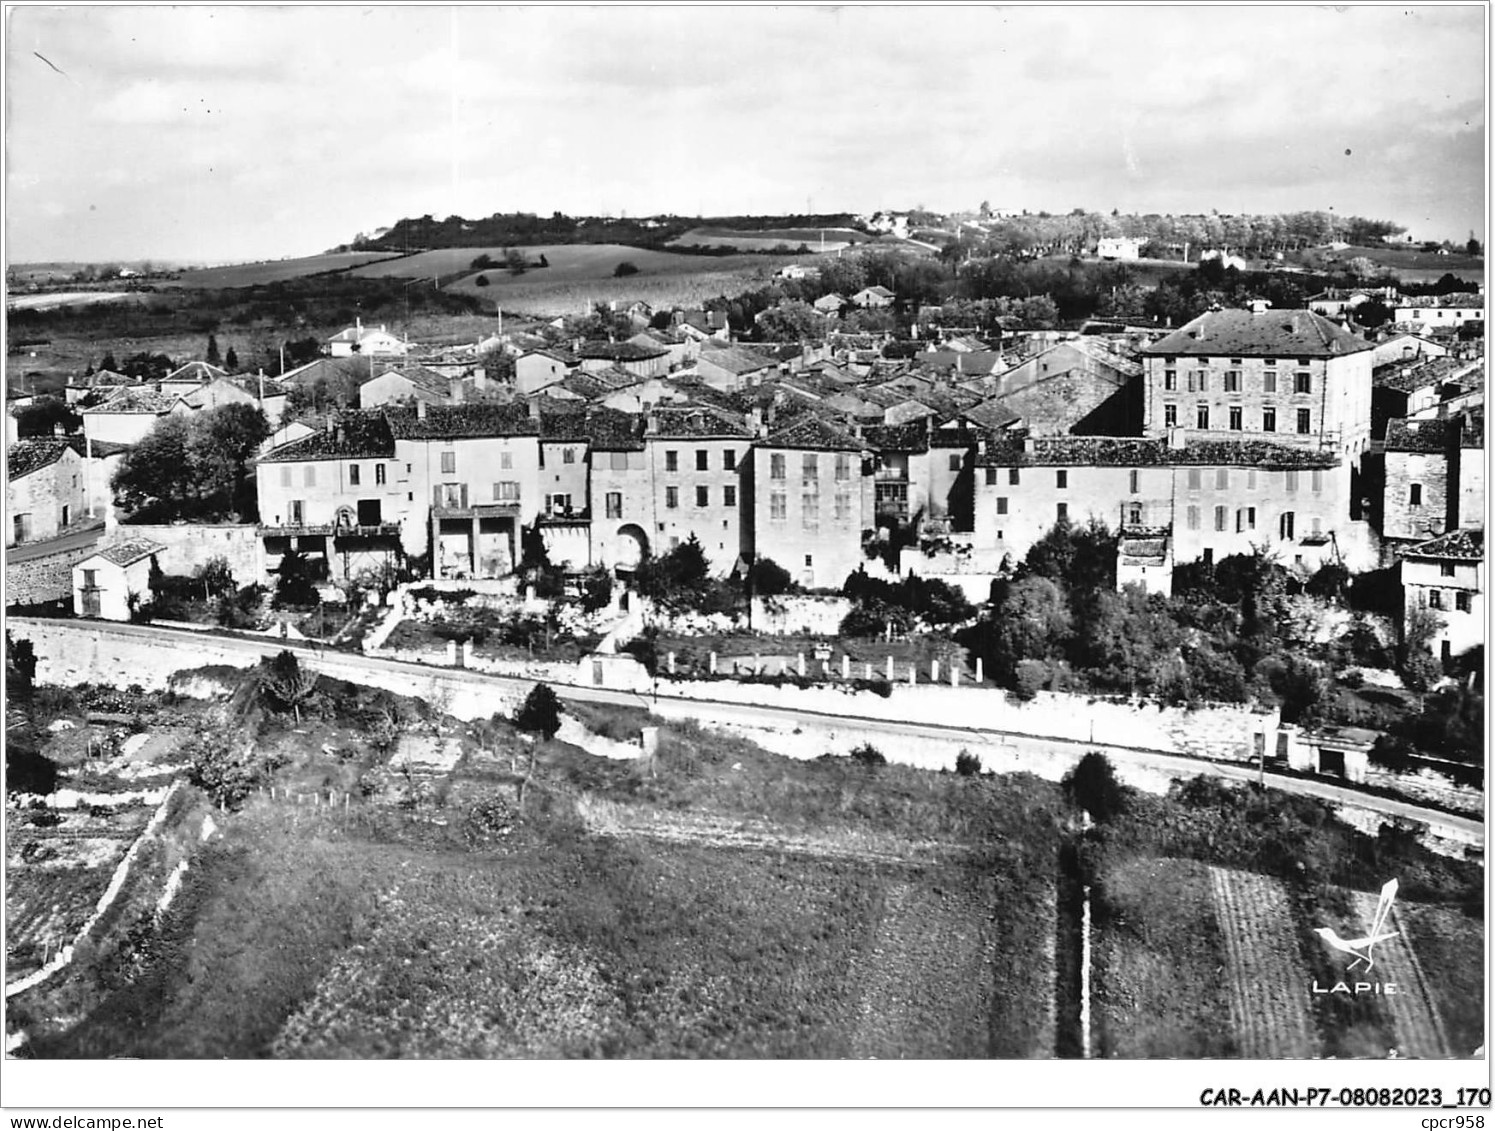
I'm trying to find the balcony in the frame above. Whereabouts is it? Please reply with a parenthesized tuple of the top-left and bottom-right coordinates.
(259, 522, 401, 539)
(432, 502, 522, 520)
(538, 505, 591, 524)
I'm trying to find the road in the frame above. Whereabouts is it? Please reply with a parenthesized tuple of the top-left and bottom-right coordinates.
(8, 616, 1484, 844)
(5, 523, 105, 564)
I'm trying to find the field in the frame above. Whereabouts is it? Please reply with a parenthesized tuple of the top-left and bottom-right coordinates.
(7, 292, 137, 312)
(1290, 244, 1484, 284)
(668, 226, 870, 252)
(1091, 852, 1482, 1058)
(164, 251, 406, 289)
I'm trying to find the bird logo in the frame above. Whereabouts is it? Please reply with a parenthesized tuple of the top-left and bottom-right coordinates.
(1314, 879, 1399, 973)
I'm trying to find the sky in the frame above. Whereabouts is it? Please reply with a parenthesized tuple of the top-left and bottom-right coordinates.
(3, 4, 1487, 265)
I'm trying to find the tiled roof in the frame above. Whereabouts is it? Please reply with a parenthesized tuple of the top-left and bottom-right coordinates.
(1384, 418, 1453, 454)
(648, 405, 752, 440)
(914, 350, 1007, 376)
(863, 422, 930, 453)
(256, 411, 395, 462)
(1374, 356, 1481, 394)
(959, 400, 1023, 430)
(1395, 294, 1485, 310)
(560, 372, 611, 400)
(385, 403, 538, 441)
(978, 432, 1340, 470)
(66, 369, 139, 390)
(583, 407, 646, 451)
(698, 344, 778, 375)
(6, 438, 78, 479)
(1143, 309, 1373, 358)
(88, 538, 166, 568)
(1405, 528, 1484, 562)
(366, 365, 449, 398)
(1459, 411, 1484, 449)
(279, 356, 374, 387)
(577, 341, 668, 362)
(758, 414, 865, 452)
(82, 388, 183, 414)
(164, 361, 229, 384)
(69, 436, 132, 459)
(929, 425, 983, 450)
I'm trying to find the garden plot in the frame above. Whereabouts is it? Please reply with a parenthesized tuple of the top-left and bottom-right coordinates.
(1348, 890, 1449, 1058)
(1392, 902, 1484, 1056)
(1207, 866, 1319, 1058)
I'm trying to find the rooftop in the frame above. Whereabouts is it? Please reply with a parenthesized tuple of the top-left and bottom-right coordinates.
(6, 438, 79, 479)
(577, 340, 669, 363)
(81, 387, 184, 414)
(759, 414, 865, 452)
(1375, 355, 1481, 394)
(698, 343, 778, 375)
(1384, 417, 1454, 454)
(647, 405, 752, 440)
(1405, 528, 1484, 562)
(1143, 309, 1374, 358)
(385, 403, 539, 441)
(256, 412, 395, 462)
(978, 432, 1340, 470)
(87, 538, 166, 568)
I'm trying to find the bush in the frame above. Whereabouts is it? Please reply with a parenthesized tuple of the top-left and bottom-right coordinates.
(614, 261, 639, 278)
(955, 749, 982, 777)
(474, 274, 490, 287)
(515, 682, 562, 740)
(1012, 659, 1048, 701)
(185, 728, 286, 809)
(1064, 751, 1127, 823)
(849, 742, 886, 767)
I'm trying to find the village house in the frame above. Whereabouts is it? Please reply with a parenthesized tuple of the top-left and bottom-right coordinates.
(357, 365, 451, 410)
(72, 538, 165, 621)
(1306, 286, 1398, 320)
(533, 409, 596, 569)
(1140, 308, 1375, 465)
(813, 293, 846, 317)
(673, 309, 731, 342)
(158, 361, 230, 397)
(6, 438, 90, 546)
(515, 349, 579, 396)
(643, 405, 755, 574)
(748, 414, 874, 590)
(1095, 236, 1143, 261)
(585, 410, 650, 573)
(327, 319, 410, 358)
(181, 373, 289, 426)
(80, 387, 193, 446)
(972, 433, 1346, 581)
(577, 340, 672, 380)
(695, 343, 779, 392)
(64, 369, 139, 405)
(1380, 412, 1483, 548)
(1372, 355, 1484, 438)
(978, 339, 1142, 436)
(1391, 294, 1485, 333)
(1400, 528, 1484, 665)
(850, 285, 896, 309)
(1371, 333, 1450, 370)
(278, 356, 376, 410)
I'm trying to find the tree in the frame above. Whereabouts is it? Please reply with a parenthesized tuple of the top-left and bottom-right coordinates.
(193, 403, 270, 514)
(755, 301, 820, 342)
(515, 681, 562, 741)
(13, 396, 80, 438)
(988, 576, 1072, 682)
(471, 253, 496, 270)
(579, 566, 614, 612)
(274, 546, 322, 609)
(185, 725, 285, 808)
(110, 414, 197, 514)
(206, 334, 221, 365)
(614, 261, 639, 278)
(636, 534, 711, 609)
(5, 631, 36, 703)
(99, 351, 118, 373)
(259, 650, 318, 725)
(504, 248, 527, 276)
(475, 274, 490, 287)
(1064, 751, 1127, 823)
(224, 346, 239, 371)
(747, 555, 794, 598)
(1467, 237, 1482, 258)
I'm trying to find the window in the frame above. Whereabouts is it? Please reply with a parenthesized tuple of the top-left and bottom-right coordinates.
(724, 485, 737, 508)
(1409, 483, 1423, 506)
(1428, 588, 1443, 609)
(289, 500, 304, 525)
(1297, 409, 1311, 434)
(1229, 406, 1243, 431)
(1263, 371, 1277, 394)
(1128, 503, 1143, 525)
(1186, 505, 1200, 530)
(834, 491, 851, 520)
(985, 468, 998, 486)
(605, 492, 623, 518)
(1216, 469, 1229, 490)
(802, 454, 819, 483)
(82, 569, 96, 589)
(834, 453, 851, 481)
(1262, 407, 1276, 432)
(1279, 511, 1295, 540)
(563, 447, 577, 464)
(1224, 371, 1240, 392)
(665, 486, 679, 509)
(348, 463, 360, 486)
(1236, 506, 1256, 532)
(949, 453, 962, 472)
(724, 449, 737, 472)
(1009, 468, 1021, 486)
(1187, 468, 1202, 491)
(375, 463, 386, 486)
(1285, 470, 1299, 492)
(1196, 404, 1210, 429)
(279, 466, 292, 487)
(494, 481, 520, 502)
(1164, 368, 1177, 391)
(440, 451, 456, 474)
(665, 450, 678, 472)
(1247, 470, 1258, 490)
(1214, 505, 1228, 532)
(1297, 357, 1311, 367)
(770, 453, 786, 480)
(1056, 502, 1068, 521)
(695, 485, 709, 507)
(1230, 357, 1242, 366)
(1264, 356, 1277, 367)
(1164, 404, 1178, 428)
(997, 496, 1009, 515)
(1056, 469, 1068, 489)
(1311, 469, 1323, 493)
(1456, 591, 1471, 613)
(609, 451, 629, 470)
(770, 493, 786, 520)
(303, 465, 316, 487)
(695, 449, 709, 471)
(802, 493, 819, 528)
(1295, 372, 1312, 394)
(1440, 561, 1456, 578)
(1129, 470, 1140, 494)
(546, 493, 572, 515)
(1196, 370, 1208, 392)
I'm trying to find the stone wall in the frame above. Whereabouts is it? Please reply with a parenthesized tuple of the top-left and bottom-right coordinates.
(119, 524, 265, 586)
(6, 546, 98, 606)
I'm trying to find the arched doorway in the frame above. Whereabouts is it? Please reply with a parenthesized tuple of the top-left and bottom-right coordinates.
(615, 523, 649, 571)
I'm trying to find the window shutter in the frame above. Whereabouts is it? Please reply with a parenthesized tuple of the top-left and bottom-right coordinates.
(461, 484, 469, 509)
(433, 484, 442, 506)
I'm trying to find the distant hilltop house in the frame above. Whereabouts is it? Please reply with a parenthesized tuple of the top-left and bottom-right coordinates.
(1198, 249, 1249, 271)
(1096, 237, 1143, 262)
(1307, 287, 1398, 319)
(851, 286, 896, 309)
(861, 213, 910, 238)
(328, 318, 410, 358)
(775, 263, 820, 281)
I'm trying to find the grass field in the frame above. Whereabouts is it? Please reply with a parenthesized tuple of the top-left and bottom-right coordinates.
(1290, 244, 1484, 284)
(164, 252, 407, 289)
(669, 227, 869, 252)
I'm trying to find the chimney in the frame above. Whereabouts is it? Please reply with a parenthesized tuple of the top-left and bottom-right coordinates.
(416, 398, 428, 421)
(356, 316, 362, 335)
(449, 376, 465, 404)
(526, 397, 542, 421)
(473, 367, 488, 391)
(644, 412, 659, 436)
(335, 424, 346, 446)
(325, 415, 335, 435)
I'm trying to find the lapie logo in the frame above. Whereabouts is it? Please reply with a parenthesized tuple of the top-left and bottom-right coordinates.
(1311, 878, 1400, 996)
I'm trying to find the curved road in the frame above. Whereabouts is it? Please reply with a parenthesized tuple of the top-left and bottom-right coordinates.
(10, 616, 1483, 843)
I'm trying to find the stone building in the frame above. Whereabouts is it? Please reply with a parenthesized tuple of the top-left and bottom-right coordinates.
(6, 439, 90, 546)
(643, 405, 754, 574)
(1400, 528, 1484, 664)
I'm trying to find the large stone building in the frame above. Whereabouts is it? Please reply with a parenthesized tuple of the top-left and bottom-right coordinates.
(644, 405, 754, 574)
(1140, 309, 1375, 463)
(973, 432, 1346, 578)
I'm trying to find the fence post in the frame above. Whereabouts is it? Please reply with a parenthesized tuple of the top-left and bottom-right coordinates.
(931, 658, 940, 683)
(842, 654, 850, 680)
(951, 664, 960, 688)
(976, 657, 984, 684)
(754, 653, 761, 675)
(461, 639, 474, 668)
(865, 662, 873, 680)
(667, 651, 676, 675)
(708, 651, 717, 675)
(908, 665, 917, 686)
(797, 653, 806, 677)
(886, 655, 894, 682)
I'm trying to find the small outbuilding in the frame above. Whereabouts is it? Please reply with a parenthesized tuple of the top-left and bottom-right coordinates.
(72, 538, 165, 621)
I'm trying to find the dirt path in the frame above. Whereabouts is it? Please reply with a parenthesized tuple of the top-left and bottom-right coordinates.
(1350, 891, 1449, 1058)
